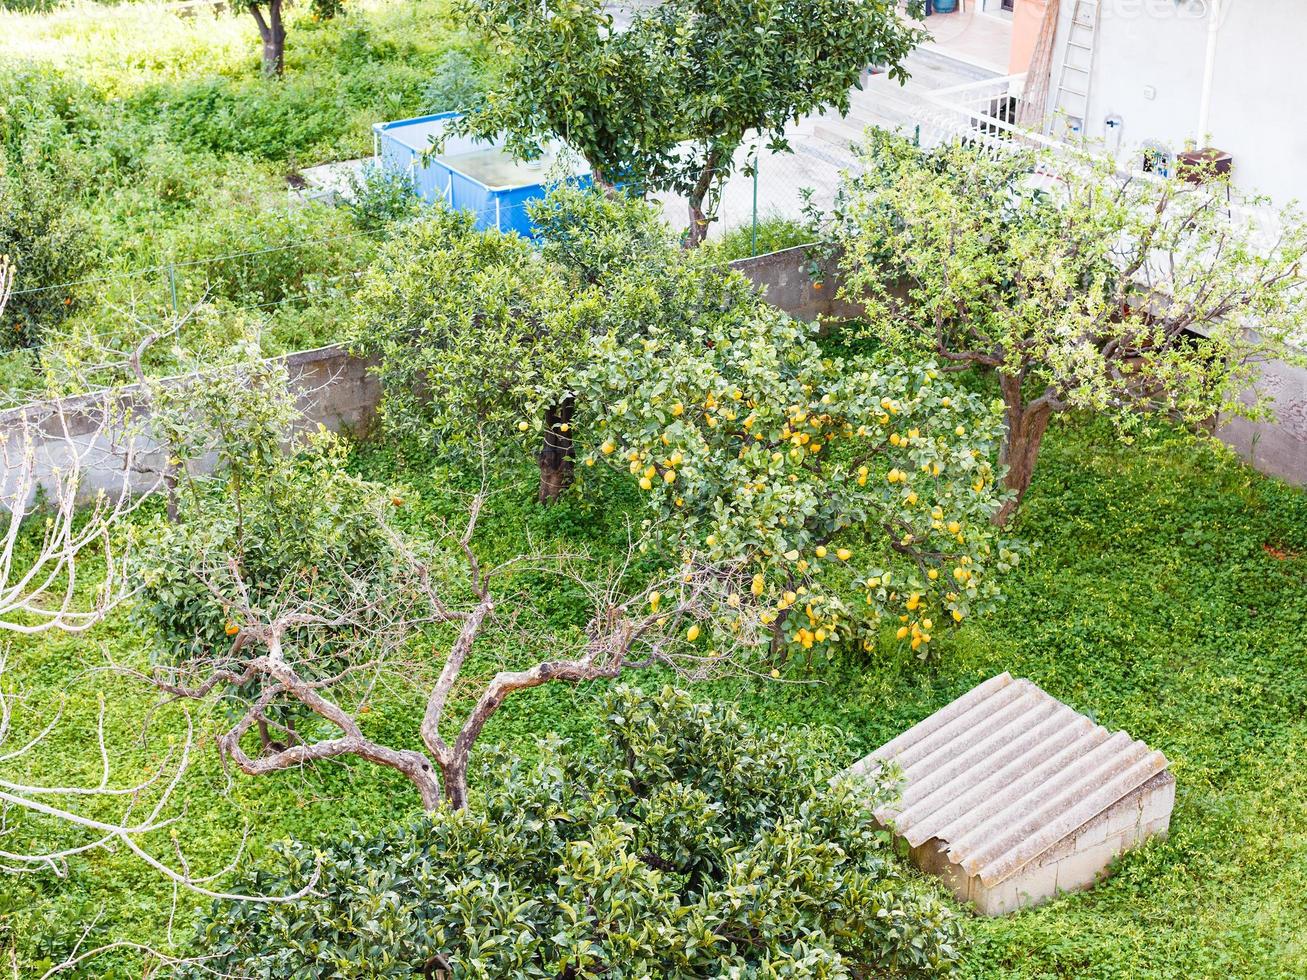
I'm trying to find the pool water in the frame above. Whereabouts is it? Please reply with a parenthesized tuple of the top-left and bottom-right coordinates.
(436, 145, 585, 189)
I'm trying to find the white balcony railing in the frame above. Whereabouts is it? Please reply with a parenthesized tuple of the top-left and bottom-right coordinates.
(917, 73, 1286, 259)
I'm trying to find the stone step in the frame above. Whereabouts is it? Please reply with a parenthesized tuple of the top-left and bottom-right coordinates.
(907, 44, 1004, 86)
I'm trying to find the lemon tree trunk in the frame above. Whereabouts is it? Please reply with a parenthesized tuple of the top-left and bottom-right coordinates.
(996, 373, 1054, 526)
(537, 398, 575, 504)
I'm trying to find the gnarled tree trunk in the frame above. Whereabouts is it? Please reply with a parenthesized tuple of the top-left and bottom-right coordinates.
(995, 373, 1054, 526)
(684, 149, 724, 249)
(537, 397, 575, 504)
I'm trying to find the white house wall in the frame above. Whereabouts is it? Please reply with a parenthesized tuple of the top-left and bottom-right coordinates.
(1050, 0, 1307, 205)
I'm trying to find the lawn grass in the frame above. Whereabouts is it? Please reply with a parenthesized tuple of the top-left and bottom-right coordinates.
(1, 411, 1303, 978)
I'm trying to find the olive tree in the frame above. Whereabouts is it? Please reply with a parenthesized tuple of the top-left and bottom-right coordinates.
(569, 306, 1021, 658)
(833, 132, 1307, 523)
(180, 686, 966, 978)
(451, 0, 924, 243)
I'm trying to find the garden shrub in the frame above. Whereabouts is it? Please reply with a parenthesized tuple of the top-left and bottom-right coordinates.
(179, 685, 965, 978)
(0, 154, 96, 348)
(420, 47, 488, 114)
(155, 198, 369, 309)
(345, 164, 426, 236)
(132, 353, 415, 731)
(349, 204, 595, 464)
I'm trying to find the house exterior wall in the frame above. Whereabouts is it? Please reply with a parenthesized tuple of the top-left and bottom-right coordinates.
(1048, 0, 1307, 205)
(1009, 0, 1049, 74)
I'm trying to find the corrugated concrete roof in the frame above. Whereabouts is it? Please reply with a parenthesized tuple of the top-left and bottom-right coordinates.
(849, 672, 1169, 887)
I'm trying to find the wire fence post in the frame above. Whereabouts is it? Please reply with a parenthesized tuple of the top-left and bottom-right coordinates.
(167, 260, 178, 314)
(750, 155, 759, 257)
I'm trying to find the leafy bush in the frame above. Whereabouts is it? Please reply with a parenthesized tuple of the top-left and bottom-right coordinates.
(0, 156, 95, 348)
(527, 183, 676, 285)
(349, 205, 592, 461)
(420, 47, 488, 114)
(132, 353, 410, 719)
(710, 213, 816, 262)
(345, 163, 425, 236)
(154, 198, 368, 309)
(180, 685, 965, 978)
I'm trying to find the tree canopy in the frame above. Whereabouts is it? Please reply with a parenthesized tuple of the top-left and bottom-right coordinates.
(451, 0, 925, 242)
(570, 304, 1019, 658)
(832, 131, 1307, 521)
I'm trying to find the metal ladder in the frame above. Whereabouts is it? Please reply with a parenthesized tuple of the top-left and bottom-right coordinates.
(1050, 0, 1101, 139)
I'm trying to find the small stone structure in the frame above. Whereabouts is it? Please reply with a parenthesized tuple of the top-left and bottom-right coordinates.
(848, 672, 1174, 915)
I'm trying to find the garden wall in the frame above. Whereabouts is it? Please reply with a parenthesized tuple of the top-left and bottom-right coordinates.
(728, 244, 865, 323)
(3, 245, 1305, 506)
(1216, 357, 1307, 488)
(0, 345, 378, 506)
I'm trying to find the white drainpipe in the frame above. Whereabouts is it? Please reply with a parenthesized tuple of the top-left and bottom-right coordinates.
(1196, 0, 1222, 142)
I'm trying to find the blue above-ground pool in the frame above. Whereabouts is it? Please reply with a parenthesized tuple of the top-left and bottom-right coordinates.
(372, 112, 591, 236)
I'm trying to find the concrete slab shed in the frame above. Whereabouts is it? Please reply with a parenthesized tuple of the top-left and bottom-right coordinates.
(848, 672, 1174, 915)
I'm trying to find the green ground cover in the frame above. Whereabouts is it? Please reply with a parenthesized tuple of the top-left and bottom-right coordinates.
(2, 408, 1304, 978)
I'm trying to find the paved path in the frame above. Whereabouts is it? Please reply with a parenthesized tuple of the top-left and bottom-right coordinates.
(657, 48, 998, 239)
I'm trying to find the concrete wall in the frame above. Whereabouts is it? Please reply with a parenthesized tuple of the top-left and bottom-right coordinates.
(1048, 0, 1307, 205)
(910, 769, 1175, 915)
(1217, 356, 1307, 486)
(0, 344, 378, 506)
(728, 244, 865, 323)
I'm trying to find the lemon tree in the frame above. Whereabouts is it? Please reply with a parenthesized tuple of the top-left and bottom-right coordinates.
(352, 187, 765, 502)
(572, 309, 1022, 658)
(834, 131, 1307, 523)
